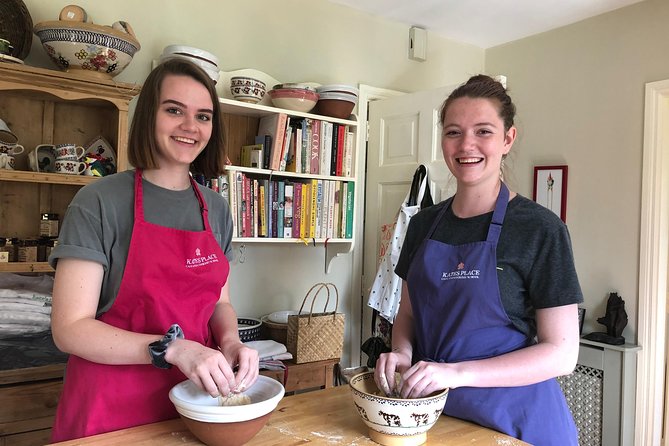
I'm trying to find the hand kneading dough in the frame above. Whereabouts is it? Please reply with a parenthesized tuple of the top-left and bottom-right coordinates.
(219, 392, 252, 406)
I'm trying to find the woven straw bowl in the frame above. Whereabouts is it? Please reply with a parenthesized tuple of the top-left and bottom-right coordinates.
(349, 372, 449, 446)
(33, 21, 141, 79)
(169, 376, 285, 446)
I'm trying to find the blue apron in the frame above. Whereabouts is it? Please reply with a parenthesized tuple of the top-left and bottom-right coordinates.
(406, 183, 578, 445)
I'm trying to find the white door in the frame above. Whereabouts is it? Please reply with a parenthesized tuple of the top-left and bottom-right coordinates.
(360, 85, 459, 357)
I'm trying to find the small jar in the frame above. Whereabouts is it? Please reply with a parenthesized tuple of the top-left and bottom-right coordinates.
(0, 238, 8, 263)
(17, 239, 38, 263)
(1, 237, 18, 262)
(37, 238, 49, 262)
(39, 213, 59, 237)
(43, 237, 58, 259)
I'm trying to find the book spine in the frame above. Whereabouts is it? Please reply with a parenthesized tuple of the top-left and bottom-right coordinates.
(344, 130, 354, 177)
(270, 180, 277, 237)
(235, 171, 244, 237)
(333, 181, 341, 238)
(301, 119, 310, 174)
(267, 179, 273, 238)
(262, 135, 271, 169)
(252, 178, 259, 237)
(336, 124, 346, 176)
(283, 183, 294, 238)
(259, 182, 267, 237)
(330, 123, 339, 176)
(292, 182, 302, 238)
(327, 180, 336, 238)
(270, 114, 288, 170)
(315, 180, 323, 239)
(310, 119, 320, 175)
(320, 121, 332, 176)
(309, 179, 318, 238)
(243, 175, 253, 237)
(277, 180, 285, 238)
(294, 123, 302, 174)
(227, 170, 238, 237)
(279, 118, 292, 171)
(301, 181, 309, 239)
(345, 181, 354, 238)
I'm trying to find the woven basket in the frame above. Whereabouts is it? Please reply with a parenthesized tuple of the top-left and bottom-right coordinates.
(237, 317, 261, 342)
(260, 315, 288, 344)
(287, 283, 345, 364)
(0, 0, 33, 60)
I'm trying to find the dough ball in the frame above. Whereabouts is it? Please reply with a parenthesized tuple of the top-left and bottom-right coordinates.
(219, 392, 252, 406)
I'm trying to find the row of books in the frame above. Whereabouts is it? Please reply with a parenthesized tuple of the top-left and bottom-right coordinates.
(246, 113, 354, 177)
(212, 171, 354, 239)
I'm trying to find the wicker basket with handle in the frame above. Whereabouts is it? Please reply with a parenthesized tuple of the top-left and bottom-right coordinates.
(287, 283, 345, 364)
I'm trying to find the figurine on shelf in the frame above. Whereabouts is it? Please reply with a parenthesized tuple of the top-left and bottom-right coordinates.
(583, 292, 628, 345)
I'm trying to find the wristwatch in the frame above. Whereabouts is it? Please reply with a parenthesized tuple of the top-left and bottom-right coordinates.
(148, 324, 184, 369)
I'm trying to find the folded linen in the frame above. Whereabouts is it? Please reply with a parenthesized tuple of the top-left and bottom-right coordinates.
(244, 339, 288, 360)
(0, 302, 51, 314)
(0, 311, 51, 325)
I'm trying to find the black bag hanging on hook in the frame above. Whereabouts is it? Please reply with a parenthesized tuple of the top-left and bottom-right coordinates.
(407, 164, 433, 208)
(363, 165, 434, 366)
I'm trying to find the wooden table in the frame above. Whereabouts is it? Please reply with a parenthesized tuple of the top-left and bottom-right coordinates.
(48, 385, 529, 445)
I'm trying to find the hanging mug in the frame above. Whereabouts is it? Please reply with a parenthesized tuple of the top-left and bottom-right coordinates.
(0, 153, 15, 170)
(0, 118, 18, 145)
(0, 142, 24, 155)
(55, 143, 86, 161)
(55, 159, 86, 175)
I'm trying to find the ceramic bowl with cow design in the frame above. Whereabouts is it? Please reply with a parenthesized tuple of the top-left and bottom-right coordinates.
(349, 371, 448, 446)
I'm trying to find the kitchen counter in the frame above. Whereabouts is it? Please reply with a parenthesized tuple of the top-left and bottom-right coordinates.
(48, 385, 529, 445)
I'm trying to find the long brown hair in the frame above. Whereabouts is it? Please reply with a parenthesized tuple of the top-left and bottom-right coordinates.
(127, 58, 226, 178)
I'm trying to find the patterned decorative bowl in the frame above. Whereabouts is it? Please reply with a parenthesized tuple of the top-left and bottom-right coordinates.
(349, 371, 449, 446)
(229, 76, 266, 103)
(33, 20, 141, 79)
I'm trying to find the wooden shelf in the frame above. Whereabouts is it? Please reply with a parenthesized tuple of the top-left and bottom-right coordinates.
(0, 262, 54, 273)
(219, 97, 357, 127)
(0, 170, 98, 186)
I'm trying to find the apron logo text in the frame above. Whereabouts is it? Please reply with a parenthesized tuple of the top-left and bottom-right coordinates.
(185, 248, 219, 268)
(441, 262, 480, 281)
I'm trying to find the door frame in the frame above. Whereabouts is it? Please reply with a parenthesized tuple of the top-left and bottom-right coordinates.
(637, 78, 669, 445)
(350, 85, 405, 366)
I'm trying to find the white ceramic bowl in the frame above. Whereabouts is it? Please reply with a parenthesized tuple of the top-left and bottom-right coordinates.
(268, 88, 319, 113)
(349, 371, 448, 446)
(33, 21, 141, 79)
(160, 54, 220, 84)
(317, 84, 359, 97)
(169, 376, 284, 446)
(162, 44, 219, 67)
(267, 310, 298, 324)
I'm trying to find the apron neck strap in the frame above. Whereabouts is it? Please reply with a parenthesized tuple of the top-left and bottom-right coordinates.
(134, 169, 212, 230)
(426, 182, 509, 242)
(486, 182, 509, 243)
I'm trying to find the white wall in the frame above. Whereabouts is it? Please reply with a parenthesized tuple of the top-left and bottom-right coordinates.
(22, 0, 484, 366)
(485, 0, 669, 341)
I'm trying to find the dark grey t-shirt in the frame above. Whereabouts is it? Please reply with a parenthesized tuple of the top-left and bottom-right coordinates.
(395, 194, 583, 338)
(49, 170, 233, 316)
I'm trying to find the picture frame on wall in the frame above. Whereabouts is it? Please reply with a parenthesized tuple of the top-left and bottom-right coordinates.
(533, 165, 568, 222)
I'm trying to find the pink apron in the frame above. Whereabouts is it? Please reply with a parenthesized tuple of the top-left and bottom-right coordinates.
(51, 169, 230, 442)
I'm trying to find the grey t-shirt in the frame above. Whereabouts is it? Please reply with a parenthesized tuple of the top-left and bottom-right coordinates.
(49, 170, 233, 316)
(395, 194, 583, 338)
